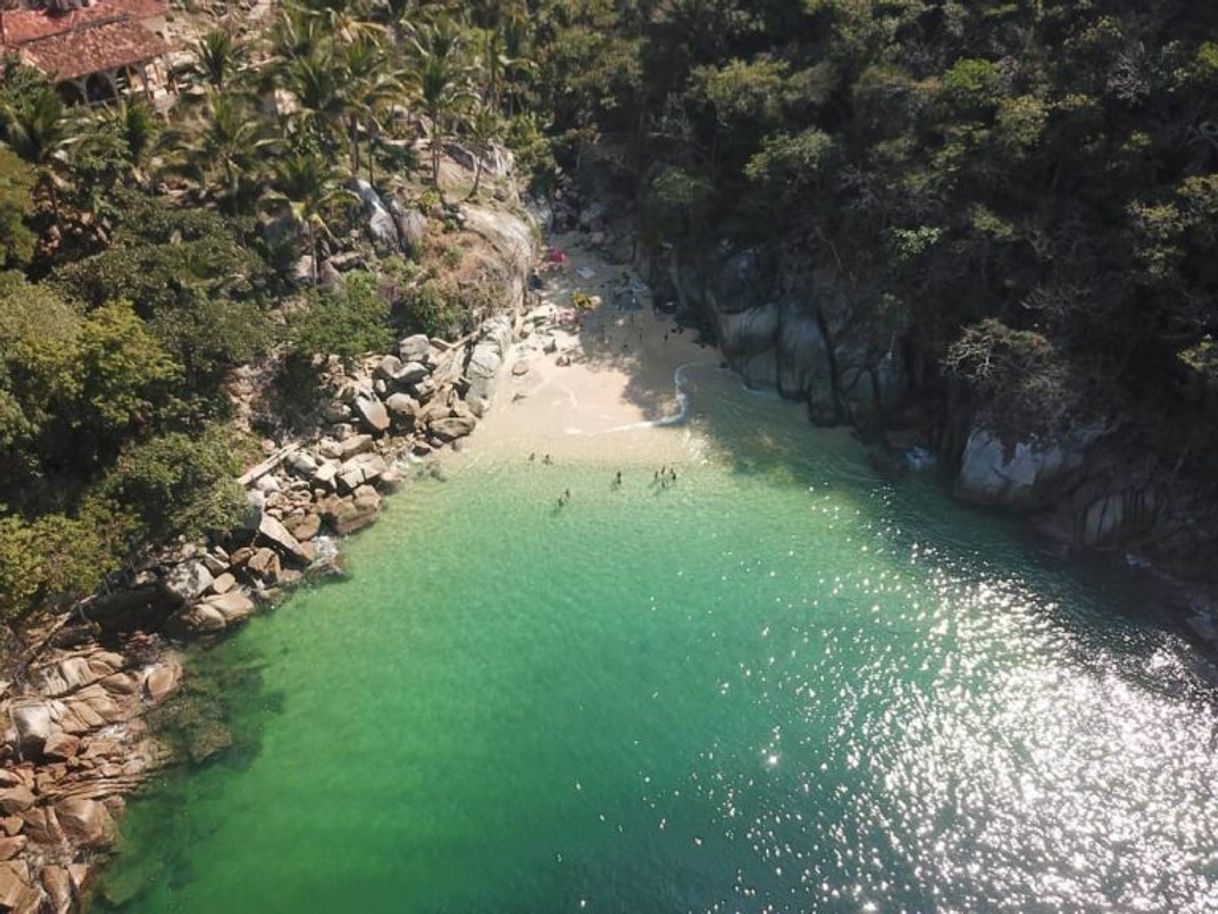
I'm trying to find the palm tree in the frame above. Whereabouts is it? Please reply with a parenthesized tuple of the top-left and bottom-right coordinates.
(464, 101, 500, 200)
(0, 84, 78, 214)
(285, 51, 347, 155)
(267, 151, 348, 284)
(180, 92, 276, 210)
(298, 0, 382, 45)
(498, 13, 535, 117)
(270, 4, 328, 63)
(192, 28, 248, 92)
(340, 34, 399, 179)
(374, 0, 414, 42)
(408, 16, 475, 194)
(94, 99, 159, 177)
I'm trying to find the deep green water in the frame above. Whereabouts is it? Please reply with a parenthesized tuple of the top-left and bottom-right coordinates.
(102, 369, 1218, 914)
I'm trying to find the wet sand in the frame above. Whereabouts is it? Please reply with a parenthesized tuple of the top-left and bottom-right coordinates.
(471, 232, 716, 466)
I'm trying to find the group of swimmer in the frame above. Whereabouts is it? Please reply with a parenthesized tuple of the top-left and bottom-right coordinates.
(530, 455, 679, 507)
(654, 466, 678, 488)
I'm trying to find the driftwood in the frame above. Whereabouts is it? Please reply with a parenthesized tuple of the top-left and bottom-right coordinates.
(237, 444, 302, 488)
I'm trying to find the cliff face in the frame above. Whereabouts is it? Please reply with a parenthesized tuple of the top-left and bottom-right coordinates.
(626, 221, 1218, 583)
(661, 246, 905, 426)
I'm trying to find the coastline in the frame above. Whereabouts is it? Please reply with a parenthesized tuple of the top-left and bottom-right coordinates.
(0, 211, 709, 912)
(0, 199, 546, 912)
(5, 213, 1216, 912)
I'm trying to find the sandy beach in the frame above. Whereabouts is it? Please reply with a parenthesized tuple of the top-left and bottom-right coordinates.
(469, 232, 717, 466)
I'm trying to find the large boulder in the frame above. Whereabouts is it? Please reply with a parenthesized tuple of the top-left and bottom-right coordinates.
(170, 590, 257, 636)
(0, 859, 38, 913)
(285, 512, 321, 542)
(394, 362, 430, 385)
(246, 548, 283, 584)
(351, 178, 398, 251)
(337, 452, 389, 493)
(466, 323, 509, 413)
(389, 199, 427, 255)
(385, 393, 419, 425)
(10, 703, 52, 757)
(430, 416, 477, 441)
(143, 658, 182, 703)
(32, 652, 125, 697)
(204, 592, 257, 625)
(355, 396, 391, 434)
(161, 561, 214, 604)
(338, 434, 374, 460)
(54, 798, 116, 850)
(579, 201, 609, 230)
(398, 334, 431, 363)
(0, 787, 34, 815)
(956, 425, 1103, 509)
(39, 866, 71, 914)
(257, 514, 311, 564)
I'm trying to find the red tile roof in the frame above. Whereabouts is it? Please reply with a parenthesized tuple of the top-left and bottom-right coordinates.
(0, 1, 167, 47)
(0, 1, 170, 82)
(18, 18, 170, 81)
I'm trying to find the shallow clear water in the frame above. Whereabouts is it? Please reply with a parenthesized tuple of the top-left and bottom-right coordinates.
(102, 369, 1218, 914)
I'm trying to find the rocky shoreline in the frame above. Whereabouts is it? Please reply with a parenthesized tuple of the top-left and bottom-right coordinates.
(0, 202, 543, 912)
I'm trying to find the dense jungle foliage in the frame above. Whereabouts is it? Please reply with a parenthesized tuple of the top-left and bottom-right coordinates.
(2, 0, 1218, 617)
(536, 0, 1218, 451)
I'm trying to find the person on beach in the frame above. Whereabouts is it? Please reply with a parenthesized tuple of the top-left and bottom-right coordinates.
(529, 452, 536, 462)
(544, 454, 553, 465)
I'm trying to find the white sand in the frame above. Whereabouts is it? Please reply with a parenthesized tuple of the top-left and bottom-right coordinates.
(468, 233, 718, 467)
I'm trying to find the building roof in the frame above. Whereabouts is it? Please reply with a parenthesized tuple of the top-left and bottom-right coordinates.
(0, 1, 170, 81)
(0, 1, 167, 45)
(17, 17, 170, 81)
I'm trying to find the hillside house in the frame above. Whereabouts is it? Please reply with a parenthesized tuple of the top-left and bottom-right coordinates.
(0, 0, 173, 106)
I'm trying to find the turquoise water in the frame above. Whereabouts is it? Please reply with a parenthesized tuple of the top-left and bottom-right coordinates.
(102, 369, 1218, 913)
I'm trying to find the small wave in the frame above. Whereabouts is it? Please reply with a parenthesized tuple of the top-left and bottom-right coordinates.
(600, 362, 707, 434)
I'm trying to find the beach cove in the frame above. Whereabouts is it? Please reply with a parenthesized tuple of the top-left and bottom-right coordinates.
(96, 238, 1218, 914)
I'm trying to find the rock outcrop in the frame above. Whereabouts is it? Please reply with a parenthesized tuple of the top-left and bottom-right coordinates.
(655, 243, 905, 423)
(955, 425, 1104, 509)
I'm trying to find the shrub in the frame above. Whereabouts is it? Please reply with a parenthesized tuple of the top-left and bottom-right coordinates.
(0, 510, 125, 620)
(289, 270, 393, 365)
(101, 425, 249, 541)
(398, 278, 465, 337)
